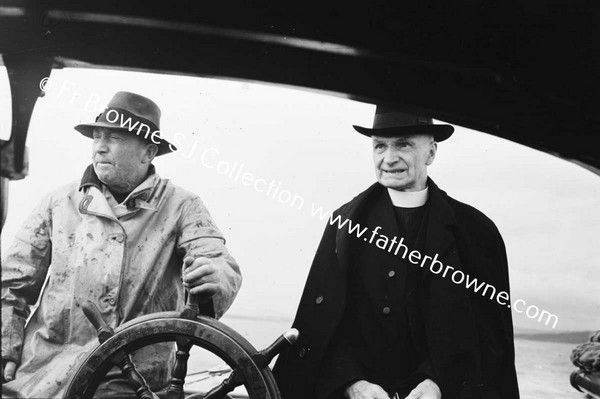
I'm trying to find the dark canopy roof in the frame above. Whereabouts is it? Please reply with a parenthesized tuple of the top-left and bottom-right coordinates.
(1, 0, 598, 177)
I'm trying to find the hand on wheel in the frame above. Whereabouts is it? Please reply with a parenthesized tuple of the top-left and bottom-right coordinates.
(182, 256, 230, 302)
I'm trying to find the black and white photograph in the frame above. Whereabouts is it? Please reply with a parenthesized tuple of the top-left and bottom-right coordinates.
(1, 2, 599, 399)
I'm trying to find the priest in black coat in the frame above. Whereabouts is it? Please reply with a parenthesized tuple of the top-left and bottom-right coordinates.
(273, 106, 519, 399)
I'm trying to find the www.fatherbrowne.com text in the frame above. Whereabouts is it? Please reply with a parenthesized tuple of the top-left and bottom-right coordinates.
(322, 211, 559, 329)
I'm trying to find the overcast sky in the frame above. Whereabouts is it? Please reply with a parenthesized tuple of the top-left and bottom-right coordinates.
(1, 67, 599, 332)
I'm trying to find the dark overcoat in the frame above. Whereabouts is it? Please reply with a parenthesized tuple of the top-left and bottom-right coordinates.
(273, 179, 519, 399)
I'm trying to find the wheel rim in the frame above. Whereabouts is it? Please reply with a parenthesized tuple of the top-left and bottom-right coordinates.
(64, 313, 280, 399)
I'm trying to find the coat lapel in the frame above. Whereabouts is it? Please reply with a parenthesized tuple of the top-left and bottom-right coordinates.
(335, 183, 381, 272)
(79, 186, 118, 221)
(422, 178, 458, 264)
(337, 180, 459, 276)
(419, 180, 478, 393)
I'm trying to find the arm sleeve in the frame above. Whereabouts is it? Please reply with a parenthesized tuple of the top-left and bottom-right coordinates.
(465, 227, 519, 398)
(176, 196, 242, 319)
(1, 194, 53, 365)
(414, 358, 437, 382)
(275, 213, 359, 399)
(488, 231, 519, 397)
(314, 216, 366, 399)
(315, 311, 366, 399)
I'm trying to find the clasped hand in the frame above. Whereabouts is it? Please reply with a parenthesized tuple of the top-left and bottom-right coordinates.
(344, 379, 441, 399)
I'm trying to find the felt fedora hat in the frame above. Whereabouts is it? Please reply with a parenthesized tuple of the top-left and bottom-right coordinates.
(74, 91, 176, 156)
(353, 105, 454, 142)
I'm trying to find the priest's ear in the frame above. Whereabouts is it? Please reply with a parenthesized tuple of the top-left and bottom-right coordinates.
(425, 138, 437, 166)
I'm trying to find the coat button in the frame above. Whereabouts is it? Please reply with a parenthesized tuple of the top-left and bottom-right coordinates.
(115, 234, 124, 243)
(315, 296, 324, 305)
(382, 306, 391, 315)
(108, 297, 116, 306)
(388, 270, 396, 278)
(298, 348, 307, 358)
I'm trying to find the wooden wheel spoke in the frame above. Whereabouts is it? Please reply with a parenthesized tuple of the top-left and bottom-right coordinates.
(112, 351, 156, 399)
(68, 305, 298, 399)
(81, 300, 157, 399)
(165, 338, 194, 399)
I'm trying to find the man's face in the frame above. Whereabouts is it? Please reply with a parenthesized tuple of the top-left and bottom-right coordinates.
(372, 134, 437, 191)
(92, 128, 155, 193)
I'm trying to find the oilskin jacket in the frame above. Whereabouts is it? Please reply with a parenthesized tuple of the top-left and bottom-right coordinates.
(1, 165, 242, 398)
(274, 179, 519, 399)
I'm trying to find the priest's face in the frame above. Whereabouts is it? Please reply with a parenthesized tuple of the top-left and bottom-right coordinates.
(372, 134, 437, 191)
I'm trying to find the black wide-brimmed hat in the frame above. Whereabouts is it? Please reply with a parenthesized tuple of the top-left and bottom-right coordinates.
(353, 105, 454, 142)
(74, 91, 176, 156)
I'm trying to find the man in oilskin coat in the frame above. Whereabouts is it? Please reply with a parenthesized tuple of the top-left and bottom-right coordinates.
(1, 92, 242, 398)
(274, 106, 519, 399)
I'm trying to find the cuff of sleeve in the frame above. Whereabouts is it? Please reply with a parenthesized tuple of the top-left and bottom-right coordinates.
(319, 375, 364, 399)
(316, 356, 365, 399)
(409, 358, 437, 388)
(1, 307, 26, 365)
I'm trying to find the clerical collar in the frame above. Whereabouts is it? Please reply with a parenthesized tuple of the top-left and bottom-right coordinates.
(387, 186, 428, 208)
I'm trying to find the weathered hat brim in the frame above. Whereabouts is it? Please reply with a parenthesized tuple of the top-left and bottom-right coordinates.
(353, 124, 454, 142)
(75, 122, 176, 156)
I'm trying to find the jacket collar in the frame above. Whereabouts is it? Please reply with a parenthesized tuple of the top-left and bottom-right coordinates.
(79, 164, 103, 192)
(422, 177, 458, 259)
(79, 164, 158, 203)
(79, 164, 156, 190)
(337, 177, 459, 265)
(341, 177, 456, 226)
(78, 164, 161, 218)
(424, 177, 457, 228)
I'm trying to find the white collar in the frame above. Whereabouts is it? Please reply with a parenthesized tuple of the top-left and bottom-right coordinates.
(387, 186, 429, 208)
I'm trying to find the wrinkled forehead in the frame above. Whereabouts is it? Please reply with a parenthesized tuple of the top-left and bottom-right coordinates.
(371, 133, 434, 144)
(92, 127, 147, 144)
(93, 126, 125, 136)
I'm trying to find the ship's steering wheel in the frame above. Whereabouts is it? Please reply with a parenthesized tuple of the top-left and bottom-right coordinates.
(63, 297, 298, 399)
